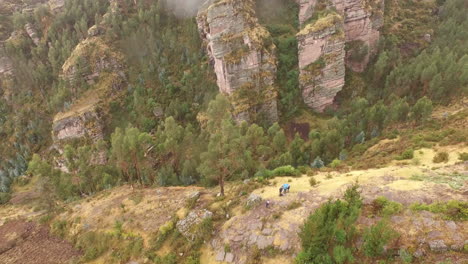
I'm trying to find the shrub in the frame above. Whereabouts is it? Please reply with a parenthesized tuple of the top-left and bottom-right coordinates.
(51, 220, 68, 238)
(399, 248, 413, 263)
(362, 220, 398, 257)
(254, 168, 274, 179)
(329, 159, 342, 169)
(296, 184, 362, 264)
(410, 201, 468, 221)
(458, 152, 468, 161)
(309, 177, 318, 187)
(287, 201, 302, 210)
(77, 231, 113, 261)
(297, 166, 309, 174)
(433, 152, 449, 163)
(311, 156, 324, 168)
(272, 165, 301, 177)
(372, 196, 403, 217)
(0, 192, 11, 205)
(396, 148, 414, 160)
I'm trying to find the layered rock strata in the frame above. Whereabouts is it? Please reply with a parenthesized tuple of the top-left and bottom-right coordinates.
(197, 0, 278, 123)
(52, 103, 104, 143)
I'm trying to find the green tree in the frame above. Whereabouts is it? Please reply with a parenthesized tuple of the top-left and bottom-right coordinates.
(110, 127, 153, 186)
(198, 119, 245, 196)
(411, 96, 433, 123)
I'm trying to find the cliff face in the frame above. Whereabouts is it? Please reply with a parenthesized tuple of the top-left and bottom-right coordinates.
(297, 13, 346, 112)
(334, 0, 384, 72)
(197, 0, 278, 124)
(52, 103, 104, 143)
(296, 0, 384, 112)
(54, 35, 126, 145)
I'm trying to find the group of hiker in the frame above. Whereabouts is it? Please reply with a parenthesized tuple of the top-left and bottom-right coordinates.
(265, 183, 291, 208)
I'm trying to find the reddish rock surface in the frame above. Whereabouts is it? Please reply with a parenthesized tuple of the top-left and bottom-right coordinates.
(197, 0, 278, 124)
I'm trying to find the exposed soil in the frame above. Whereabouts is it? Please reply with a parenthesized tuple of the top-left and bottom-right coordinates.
(0, 220, 81, 264)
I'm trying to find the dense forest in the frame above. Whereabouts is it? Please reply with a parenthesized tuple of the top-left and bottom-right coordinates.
(0, 0, 467, 203)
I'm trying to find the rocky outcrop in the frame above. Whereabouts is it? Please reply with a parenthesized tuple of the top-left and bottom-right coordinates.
(53, 36, 126, 145)
(24, 23, 40, 46)
(296, 0, 384, 111)
(197, 0, 278, 124)
(176, 209, 213, 240)
(0, 55, 13, 76)
(297, 12, 346, 112)
(48, 0, 65, 13)
(298, 0, 384, 72)
(62, 37, 126, 89)
(52, 96, 104, 143)
(335, 0, 384, 72)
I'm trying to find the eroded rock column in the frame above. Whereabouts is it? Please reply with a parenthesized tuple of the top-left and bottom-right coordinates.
(197, 0, 278, 124)
(297, 13, 346, 112)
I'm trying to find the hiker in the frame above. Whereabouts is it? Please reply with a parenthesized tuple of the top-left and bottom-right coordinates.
(282, 183, 290, 193)
(279, 186, 284, 196)
(266, 200, 271, 208)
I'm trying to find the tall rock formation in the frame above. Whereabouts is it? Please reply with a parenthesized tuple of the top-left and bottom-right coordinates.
(197, 0, 278, 124)
(297, 0, 384, 112)
(297, 12, 346, 112)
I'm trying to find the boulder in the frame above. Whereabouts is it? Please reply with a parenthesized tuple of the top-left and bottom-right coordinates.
(52, 105, 104, 143)
(176, 209, 213, 240)
(24, 23, 40, 46)
(428, 240, 448, 253)
(246, 193, 262, 208)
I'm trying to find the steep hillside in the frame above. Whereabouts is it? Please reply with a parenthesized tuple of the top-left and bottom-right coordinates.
(0, 0, 467, 263)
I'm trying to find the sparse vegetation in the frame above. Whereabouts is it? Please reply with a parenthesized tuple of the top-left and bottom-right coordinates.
(410, 201, 468, 221)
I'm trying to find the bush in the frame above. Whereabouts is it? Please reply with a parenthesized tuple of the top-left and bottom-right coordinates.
(297, 166, 309, 174)
(272, 165, 301, 177)
(296, 184, 362, 264)
(410, 201, 468, 221)
(51, 220, 68, 238)
(458, 152, 468, 161)
(311, 156, 324, 168)
(0, 192, 11, 205)
(309, 177, 318, 187)
(362, 220, 398, 257)
(396, 148, 414, 160)
(77, 231, 113, 261)
(329, 159, 342, 169)
(372, 196, 403, 217)
(433, 152, 449, 163)
(399, 248, 413, 263)
(287, 201, 302, 210)
(254, 168, 274, 179)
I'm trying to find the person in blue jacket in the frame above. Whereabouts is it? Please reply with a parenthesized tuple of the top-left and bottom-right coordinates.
(279, 183, 290, 196)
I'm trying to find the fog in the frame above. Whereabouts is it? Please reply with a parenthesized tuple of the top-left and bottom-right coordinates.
(164, 0, 206, 18)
